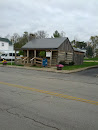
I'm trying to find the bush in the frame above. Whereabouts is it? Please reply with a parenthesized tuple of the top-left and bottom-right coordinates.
(59, 61, 66, 66)
(39, 51, 46, 58)
(69, 61, 74, 66)
(19, 50, 24, 56)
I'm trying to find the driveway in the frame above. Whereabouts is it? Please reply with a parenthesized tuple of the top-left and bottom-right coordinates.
(0, 67, 98, 130)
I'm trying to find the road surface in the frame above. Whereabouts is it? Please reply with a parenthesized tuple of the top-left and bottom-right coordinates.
(0, 66, 98, 130)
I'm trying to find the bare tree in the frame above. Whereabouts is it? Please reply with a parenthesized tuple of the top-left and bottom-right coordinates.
(11, 33, 20, 43)
(5, 34, 11, 40)
(35, 30, 49, 39)
(60, 31, 66, 37)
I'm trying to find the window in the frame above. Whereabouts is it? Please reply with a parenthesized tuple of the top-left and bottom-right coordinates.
(9, 53, 15, 56)
(9, 53, 12, 56)
(2, 43, 4, 46)
(1, 54, 5, 56)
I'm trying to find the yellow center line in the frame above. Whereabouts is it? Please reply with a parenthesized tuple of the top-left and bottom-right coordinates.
(0, 81, 98, 105)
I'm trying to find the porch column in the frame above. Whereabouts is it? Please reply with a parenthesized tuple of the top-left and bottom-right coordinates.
(34, 50, 36, 64)
(27, 50, 29, 63)
(50, 50, 52, 66)
(24, 50, 26, 56)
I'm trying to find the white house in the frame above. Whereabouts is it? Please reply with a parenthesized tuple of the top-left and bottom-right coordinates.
(0, 38, 20, 60)
(0, 37, 14, 54)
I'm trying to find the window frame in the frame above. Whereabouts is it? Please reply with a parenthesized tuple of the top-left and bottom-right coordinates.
(2, 43, 4, 46)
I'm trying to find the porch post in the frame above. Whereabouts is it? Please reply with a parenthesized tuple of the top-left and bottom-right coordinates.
(27, 50, 29, 63)
(50, 50, 52, 66)
(34, 50, 36, 64)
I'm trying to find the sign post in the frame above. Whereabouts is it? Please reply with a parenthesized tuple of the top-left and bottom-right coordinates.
(11, 52, 13, 65)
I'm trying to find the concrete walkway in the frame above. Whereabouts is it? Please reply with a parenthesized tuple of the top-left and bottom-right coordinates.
(84, 60, 98, 62)
(0, 64, 98, 74)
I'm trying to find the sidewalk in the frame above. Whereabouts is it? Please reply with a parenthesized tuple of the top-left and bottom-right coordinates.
(0, 64, 98, 74)
(84, 60, 98, 62)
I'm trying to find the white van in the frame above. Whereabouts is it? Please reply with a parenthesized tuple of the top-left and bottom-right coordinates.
(0, 52, 19, 61)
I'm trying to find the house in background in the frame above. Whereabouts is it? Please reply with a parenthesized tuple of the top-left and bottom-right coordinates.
(15, 37, 84, 66)
(0, 37, 13, 54)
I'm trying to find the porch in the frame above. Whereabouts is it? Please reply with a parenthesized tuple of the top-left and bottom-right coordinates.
(15, 50, 58, 67)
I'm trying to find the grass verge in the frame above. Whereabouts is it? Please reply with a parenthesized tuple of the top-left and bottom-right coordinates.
(84, 57, 98, 61)
(0, 62, 24, 66)
(62, 62, 98, 70)
(0, 62, 98, 71)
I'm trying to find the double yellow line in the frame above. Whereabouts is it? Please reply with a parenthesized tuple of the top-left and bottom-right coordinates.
(0, 81, 98, 105)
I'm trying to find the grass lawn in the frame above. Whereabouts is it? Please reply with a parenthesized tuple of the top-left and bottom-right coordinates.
(62, 62, 98, 70)
(0, 61, 98, 71)
(84, 57, 98, 61)
(0, 62, 24, 66)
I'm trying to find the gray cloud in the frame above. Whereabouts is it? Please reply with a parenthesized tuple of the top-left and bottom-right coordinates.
(0, 0, 98, 41)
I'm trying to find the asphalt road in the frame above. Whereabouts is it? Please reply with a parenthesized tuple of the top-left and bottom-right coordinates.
(0, 66, 98, 130)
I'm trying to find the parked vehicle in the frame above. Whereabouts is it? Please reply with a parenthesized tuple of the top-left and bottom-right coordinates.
(0, 52, 19, 61)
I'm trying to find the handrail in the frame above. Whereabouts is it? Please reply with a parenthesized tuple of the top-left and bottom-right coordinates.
(23, 57, 28, 61)
(36, 61, 42, 64)
(30, 57, 43, 61)
(35, 57, 43, 61)
(30, 57, 35, 61)
(30, 57, 43, 65)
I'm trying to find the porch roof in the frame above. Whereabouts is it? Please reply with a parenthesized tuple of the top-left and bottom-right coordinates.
(22, 37, 67, 50)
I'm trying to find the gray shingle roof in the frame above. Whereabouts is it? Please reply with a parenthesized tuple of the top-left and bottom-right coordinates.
(73, 47, 85, 53)
(22, 37, 67, 49)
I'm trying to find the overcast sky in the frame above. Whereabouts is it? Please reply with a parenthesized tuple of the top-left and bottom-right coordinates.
(0, 0, 98, 41)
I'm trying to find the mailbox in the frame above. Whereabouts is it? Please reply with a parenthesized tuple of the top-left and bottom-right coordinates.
(42, 58, 47, 67)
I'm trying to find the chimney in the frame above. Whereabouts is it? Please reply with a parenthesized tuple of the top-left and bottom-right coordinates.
(29, 34, 36, 41)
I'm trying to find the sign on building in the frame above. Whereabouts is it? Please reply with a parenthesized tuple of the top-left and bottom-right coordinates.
(46, 52, 51, 57)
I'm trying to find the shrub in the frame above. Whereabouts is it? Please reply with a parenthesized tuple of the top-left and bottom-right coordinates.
(19, 50, 24, 56)
(39, 51, 46, 58)
(69, 61, 74, 66)
(59, 61, 66, 66)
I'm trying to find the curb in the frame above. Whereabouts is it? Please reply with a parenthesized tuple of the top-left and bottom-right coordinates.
(0, 64, 98, 74)
(65, 65, 98, 73)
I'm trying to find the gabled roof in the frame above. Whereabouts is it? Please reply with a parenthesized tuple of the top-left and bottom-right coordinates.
(0, 37, 12, 45)
(22, 37, 68, 50)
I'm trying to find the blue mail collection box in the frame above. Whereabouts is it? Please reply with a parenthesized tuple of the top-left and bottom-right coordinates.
(42, 58, 47, 67)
